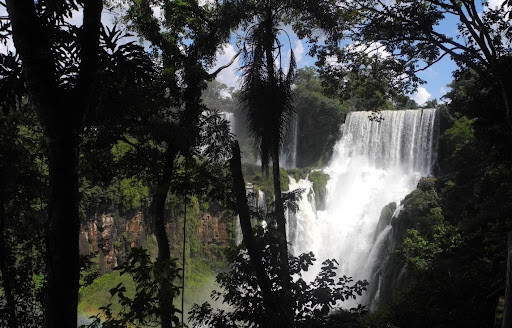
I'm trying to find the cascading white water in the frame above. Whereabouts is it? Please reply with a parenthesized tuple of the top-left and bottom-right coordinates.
(220, 112, 236, 134)
(287, 108, 439, 305)
(279, 117, 299, 169)
(257, 116, 298, 168)
(286, 177, 317, 256)
(257, 189, 266, 213)
(235, 187, 268, 246)
(234, 214, 242, 245)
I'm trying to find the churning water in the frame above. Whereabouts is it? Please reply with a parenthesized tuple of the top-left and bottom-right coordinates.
(287, 108, 439, 306)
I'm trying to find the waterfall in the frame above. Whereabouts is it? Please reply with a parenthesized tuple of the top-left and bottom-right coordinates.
(235, 186, 267, 246)
(279, 116, 298, 169)
(287, 177, 317, 256)
(220, 111, 236, 134)
(288, 108, 439, 306)
(234, 214, 242, 245)
(257, 189, 266, 213)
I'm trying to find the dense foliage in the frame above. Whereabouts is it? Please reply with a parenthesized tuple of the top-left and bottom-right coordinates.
(1, 0, 512, 327)
(190, 234, 368, 328)
(82, 248, 182, 328)
(363, 69, 512, 327)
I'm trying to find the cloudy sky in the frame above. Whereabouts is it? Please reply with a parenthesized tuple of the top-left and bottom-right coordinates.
(1, 0, 507, 106)
(211, 32, 449, 105)
(211, 0, 507, 105)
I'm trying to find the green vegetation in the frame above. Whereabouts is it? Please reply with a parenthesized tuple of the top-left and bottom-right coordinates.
(190, 235, 368, 327)
(364, 70, 512, 327)
(78, 270, 136, 316)
(78, 254, 221, 323)
(309, 171, 330, 211)
(1, 0, 512, 327)
(241, 163, 290, 202)
(293, 68, 346, 167)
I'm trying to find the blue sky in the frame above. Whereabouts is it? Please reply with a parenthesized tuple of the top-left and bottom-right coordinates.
(1, 0, 506, 105)
(212, 0, 507, 105)
(212, 31, 456, 105)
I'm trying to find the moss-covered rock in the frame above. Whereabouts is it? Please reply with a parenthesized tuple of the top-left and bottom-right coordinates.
(393, 177, 440, 240)
(309, 171, 330, 210)
(241, 163, 290, 204)
(374, 202, 397, 240)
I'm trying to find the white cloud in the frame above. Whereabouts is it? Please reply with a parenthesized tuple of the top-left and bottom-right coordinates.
(66, 6, 118, 29)
(488, 0, 505, 8)
(293, 39, 305, 63)
(412, 87, 432, 106)
(349, 42, 390, 59)
(210, 43, 240, 89)
(325, 55, 340, 66)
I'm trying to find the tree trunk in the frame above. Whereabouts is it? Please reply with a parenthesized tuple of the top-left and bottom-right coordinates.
(0, 198, 18, 328)
(229, 141, 282, 327)
(6, 1, 103, 327)
(271, 141, 295, 327)
(263, 0, 291, 285)
(498, 78, 512, 142)
(502, 232, 512, 328)
(150, 146, 177, 328)
(271, 141, 291, 272)
(263, 5, 293, 326)
(45, 127, 81, 328)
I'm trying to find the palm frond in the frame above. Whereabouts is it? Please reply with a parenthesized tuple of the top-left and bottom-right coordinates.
(239, 22, 296, 171)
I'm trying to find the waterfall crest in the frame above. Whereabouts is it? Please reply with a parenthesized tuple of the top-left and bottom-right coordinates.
(288, 108, 439, 306)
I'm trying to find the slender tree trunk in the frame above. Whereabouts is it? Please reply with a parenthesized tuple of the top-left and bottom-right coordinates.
(271, 141, 291, 273)
(263, 5, 293, 326)
(263, 1, 291, 282)
(45, 127, 81, 328)
(502, 232, 512, 328)
(229, 141, 282, 327)
(498, 79, 512, 137)
(150, 146, 177, 328)
(0, 198, 19, 328)
(271, 141, 295, 327)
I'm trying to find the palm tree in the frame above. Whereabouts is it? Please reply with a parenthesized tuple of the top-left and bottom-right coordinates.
(239, 1, 297, 324)
(237, 1, 351, 325)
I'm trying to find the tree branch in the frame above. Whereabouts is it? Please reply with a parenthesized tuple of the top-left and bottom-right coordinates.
(414, 51, 450, 73)
(120, 135, 160, 175)
(428, 29, 485, 63)
(450, 0, 493, 64)
(467, 0, 497, 59)
(207, 48, 241, 79)
(5, 0, 58, 128)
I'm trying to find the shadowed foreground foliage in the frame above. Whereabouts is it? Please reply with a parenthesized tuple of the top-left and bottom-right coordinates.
(189, 228, 368, 328)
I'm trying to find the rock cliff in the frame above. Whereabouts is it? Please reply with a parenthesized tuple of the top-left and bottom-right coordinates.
(80, 211, 233, 272)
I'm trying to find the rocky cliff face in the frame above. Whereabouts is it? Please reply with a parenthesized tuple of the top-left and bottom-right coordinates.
(79, 212, 147, 273)
(80, 211, 233, 273)
(167, 212, 232, 259)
